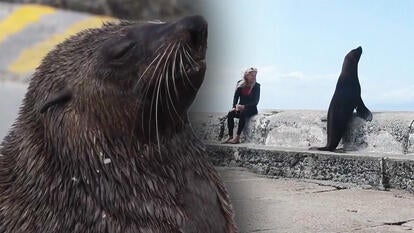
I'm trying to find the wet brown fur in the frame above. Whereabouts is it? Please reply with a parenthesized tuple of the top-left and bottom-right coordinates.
(0, 16, 237, 233)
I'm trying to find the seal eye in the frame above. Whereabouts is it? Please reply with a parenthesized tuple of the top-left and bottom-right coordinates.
(103, 41, 137, 65)
(109, 41, 137, 60)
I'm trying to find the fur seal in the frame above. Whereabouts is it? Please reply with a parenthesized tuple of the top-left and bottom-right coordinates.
(310, 46, 372, 152)
(0, 16, 237, 233)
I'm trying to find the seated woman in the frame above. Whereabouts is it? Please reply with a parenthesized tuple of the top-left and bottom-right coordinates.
(223, 67, 260, 144)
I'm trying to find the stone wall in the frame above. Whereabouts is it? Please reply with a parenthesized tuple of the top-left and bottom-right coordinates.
(190, 110, 414, 156)
(190, 110, 414, 192)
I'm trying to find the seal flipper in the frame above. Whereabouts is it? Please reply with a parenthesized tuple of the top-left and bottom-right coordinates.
(309, 146, 346, 152)
(40, 88, 72, 113)
(309, 146, 334, 152)
(356, 97, 373, 121)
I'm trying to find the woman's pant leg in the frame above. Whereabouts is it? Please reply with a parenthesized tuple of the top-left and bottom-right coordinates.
(236, 111, 247, 135)
(236, 109, 256, 135)
(227, 111, 236, 137)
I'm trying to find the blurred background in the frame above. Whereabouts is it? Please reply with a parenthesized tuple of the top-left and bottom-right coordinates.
(0, 0, 196, 20)
(193, 0, 414, 113)
(1, 0, 414, 140)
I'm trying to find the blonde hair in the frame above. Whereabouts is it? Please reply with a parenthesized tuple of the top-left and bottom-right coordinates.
(237, 67, 257, 88)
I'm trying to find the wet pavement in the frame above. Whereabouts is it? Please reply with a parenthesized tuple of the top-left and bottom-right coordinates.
(218, 166, 414, 233)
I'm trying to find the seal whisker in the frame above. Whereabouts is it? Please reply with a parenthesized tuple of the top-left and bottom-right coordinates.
(144, 42, 173, 142)
(153, 42, 168, 55)
(162, 44, 181, 122)
(179, 49, 192, 89)
(163, 69, 175, 122)
(148, 73, 162, 146)
(155, 72, 163, 155)
(175, 45, 185, 99)
(134, 51, 162, 91)
(137, 43, 171, 90)
(160, 48, 174, 122)
(183, 51, 198, 72)
(184, 44, 200, 67)
(150, 41, 176, 148)
(179, 50, 197, 91)
(159, 42, 182, 124)
(165, 44, 185, 124)
(182, 48, 197, 68)
(171, 42, 181, 98)
(154, 42, 176, 150)
(130, 46, 164, 144)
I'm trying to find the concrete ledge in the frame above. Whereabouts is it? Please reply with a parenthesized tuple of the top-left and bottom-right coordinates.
(206, 143, 414, 193)
(190, 111, 414, 155)
(386, 158, 414, 191)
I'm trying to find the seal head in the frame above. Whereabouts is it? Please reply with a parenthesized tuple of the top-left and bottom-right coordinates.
(0, 15, 237, 233)
(37, 15, 208, 140)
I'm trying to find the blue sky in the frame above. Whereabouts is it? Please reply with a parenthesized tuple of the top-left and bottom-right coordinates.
(191, 0, 414, 112)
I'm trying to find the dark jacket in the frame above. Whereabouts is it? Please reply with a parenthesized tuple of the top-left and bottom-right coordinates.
(232, 81, 261, 115)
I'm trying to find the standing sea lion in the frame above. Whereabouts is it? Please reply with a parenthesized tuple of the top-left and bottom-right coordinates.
(0, 16, 237, 233)
(310, 46, 372, 152)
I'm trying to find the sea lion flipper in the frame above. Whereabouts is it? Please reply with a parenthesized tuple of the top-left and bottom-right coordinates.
(356, 98, 373, 121)
(309, 146, 333, 151)
(40, 88, 72, 113)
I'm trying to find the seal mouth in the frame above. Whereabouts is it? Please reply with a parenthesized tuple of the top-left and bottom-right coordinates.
(179, 15, 208, 75)
(352, 46, 362, 56)
(183, 59, 205, 75)
(346, 46, 362, 62)
(354, 46, 362, 54)
(133, 15, 208, 99)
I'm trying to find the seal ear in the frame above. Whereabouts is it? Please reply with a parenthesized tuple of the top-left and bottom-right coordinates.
(40, 88, 72, 114)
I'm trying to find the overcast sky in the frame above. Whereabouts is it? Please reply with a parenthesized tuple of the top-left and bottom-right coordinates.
(191, 0, 414, 112)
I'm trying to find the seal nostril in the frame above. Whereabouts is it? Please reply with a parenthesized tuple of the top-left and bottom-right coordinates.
(176, 15, 207, 32)
(175, 15, 208, 51)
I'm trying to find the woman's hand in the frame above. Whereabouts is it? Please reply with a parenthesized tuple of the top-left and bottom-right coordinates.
(236, 104, 245, 111)
(230, 108, 237, 112)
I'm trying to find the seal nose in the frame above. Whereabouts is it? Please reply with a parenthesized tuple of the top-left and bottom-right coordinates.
(175, 15, 207, 34)
(175, 15, 208, 50)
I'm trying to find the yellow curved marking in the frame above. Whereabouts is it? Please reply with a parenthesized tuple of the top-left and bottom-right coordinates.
(0, 4, 56, 43)
(9, 16, 115, 74)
